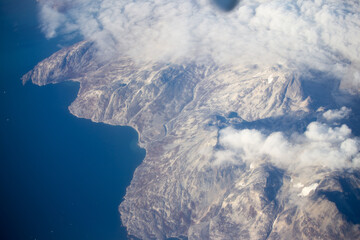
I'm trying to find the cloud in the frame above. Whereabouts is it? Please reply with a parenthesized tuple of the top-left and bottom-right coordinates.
(39, 3, 67, 38)
(322, 106, 351, 122)
(37, 0, 360, 79)
(214, 107, 360, 171)
(340, 62, 360, 94)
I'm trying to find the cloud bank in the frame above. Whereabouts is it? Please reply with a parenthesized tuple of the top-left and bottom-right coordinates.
(214, 107, 360, 171)
(37, 0, 360, 77)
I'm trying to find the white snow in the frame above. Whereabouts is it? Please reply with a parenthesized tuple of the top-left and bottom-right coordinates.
(267, 75, 274, 84)
(294, 183, 304, 188)
(298, 183, 319, 197)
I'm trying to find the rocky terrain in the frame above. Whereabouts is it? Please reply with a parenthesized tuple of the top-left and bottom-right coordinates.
(23, 41, 360, 239)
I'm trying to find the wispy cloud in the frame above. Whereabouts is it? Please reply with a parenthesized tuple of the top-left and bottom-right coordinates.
(37, 0, 360, 80)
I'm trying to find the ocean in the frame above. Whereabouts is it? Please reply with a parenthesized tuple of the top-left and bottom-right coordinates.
(0, 1, 145, 239)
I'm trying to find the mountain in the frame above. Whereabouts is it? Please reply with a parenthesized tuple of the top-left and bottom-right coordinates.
(23, 41, 360, 239)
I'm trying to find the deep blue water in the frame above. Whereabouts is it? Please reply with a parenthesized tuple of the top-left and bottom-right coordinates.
(0, 1, 145, 239)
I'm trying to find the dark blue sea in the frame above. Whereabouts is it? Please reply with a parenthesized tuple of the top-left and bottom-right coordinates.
(0, 1, 145, 239)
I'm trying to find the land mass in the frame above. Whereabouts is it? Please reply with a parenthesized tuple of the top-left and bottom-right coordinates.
(23, 41, 360, 239)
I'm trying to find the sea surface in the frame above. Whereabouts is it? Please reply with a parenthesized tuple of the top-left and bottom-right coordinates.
(0, 1, 145, 239)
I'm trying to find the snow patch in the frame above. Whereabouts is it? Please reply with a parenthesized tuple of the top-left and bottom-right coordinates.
(298, 183, 319, 197)
(268, 75, 274, 84)
(294, 183, 304, 188)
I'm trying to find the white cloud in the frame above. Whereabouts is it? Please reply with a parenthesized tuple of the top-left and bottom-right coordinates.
(39, 3, 67, 38)
(214, 112, 360, 171)
(322, 106, 351, 122)
(37, 0, 360, 81)
(340, 62, 360, 94)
